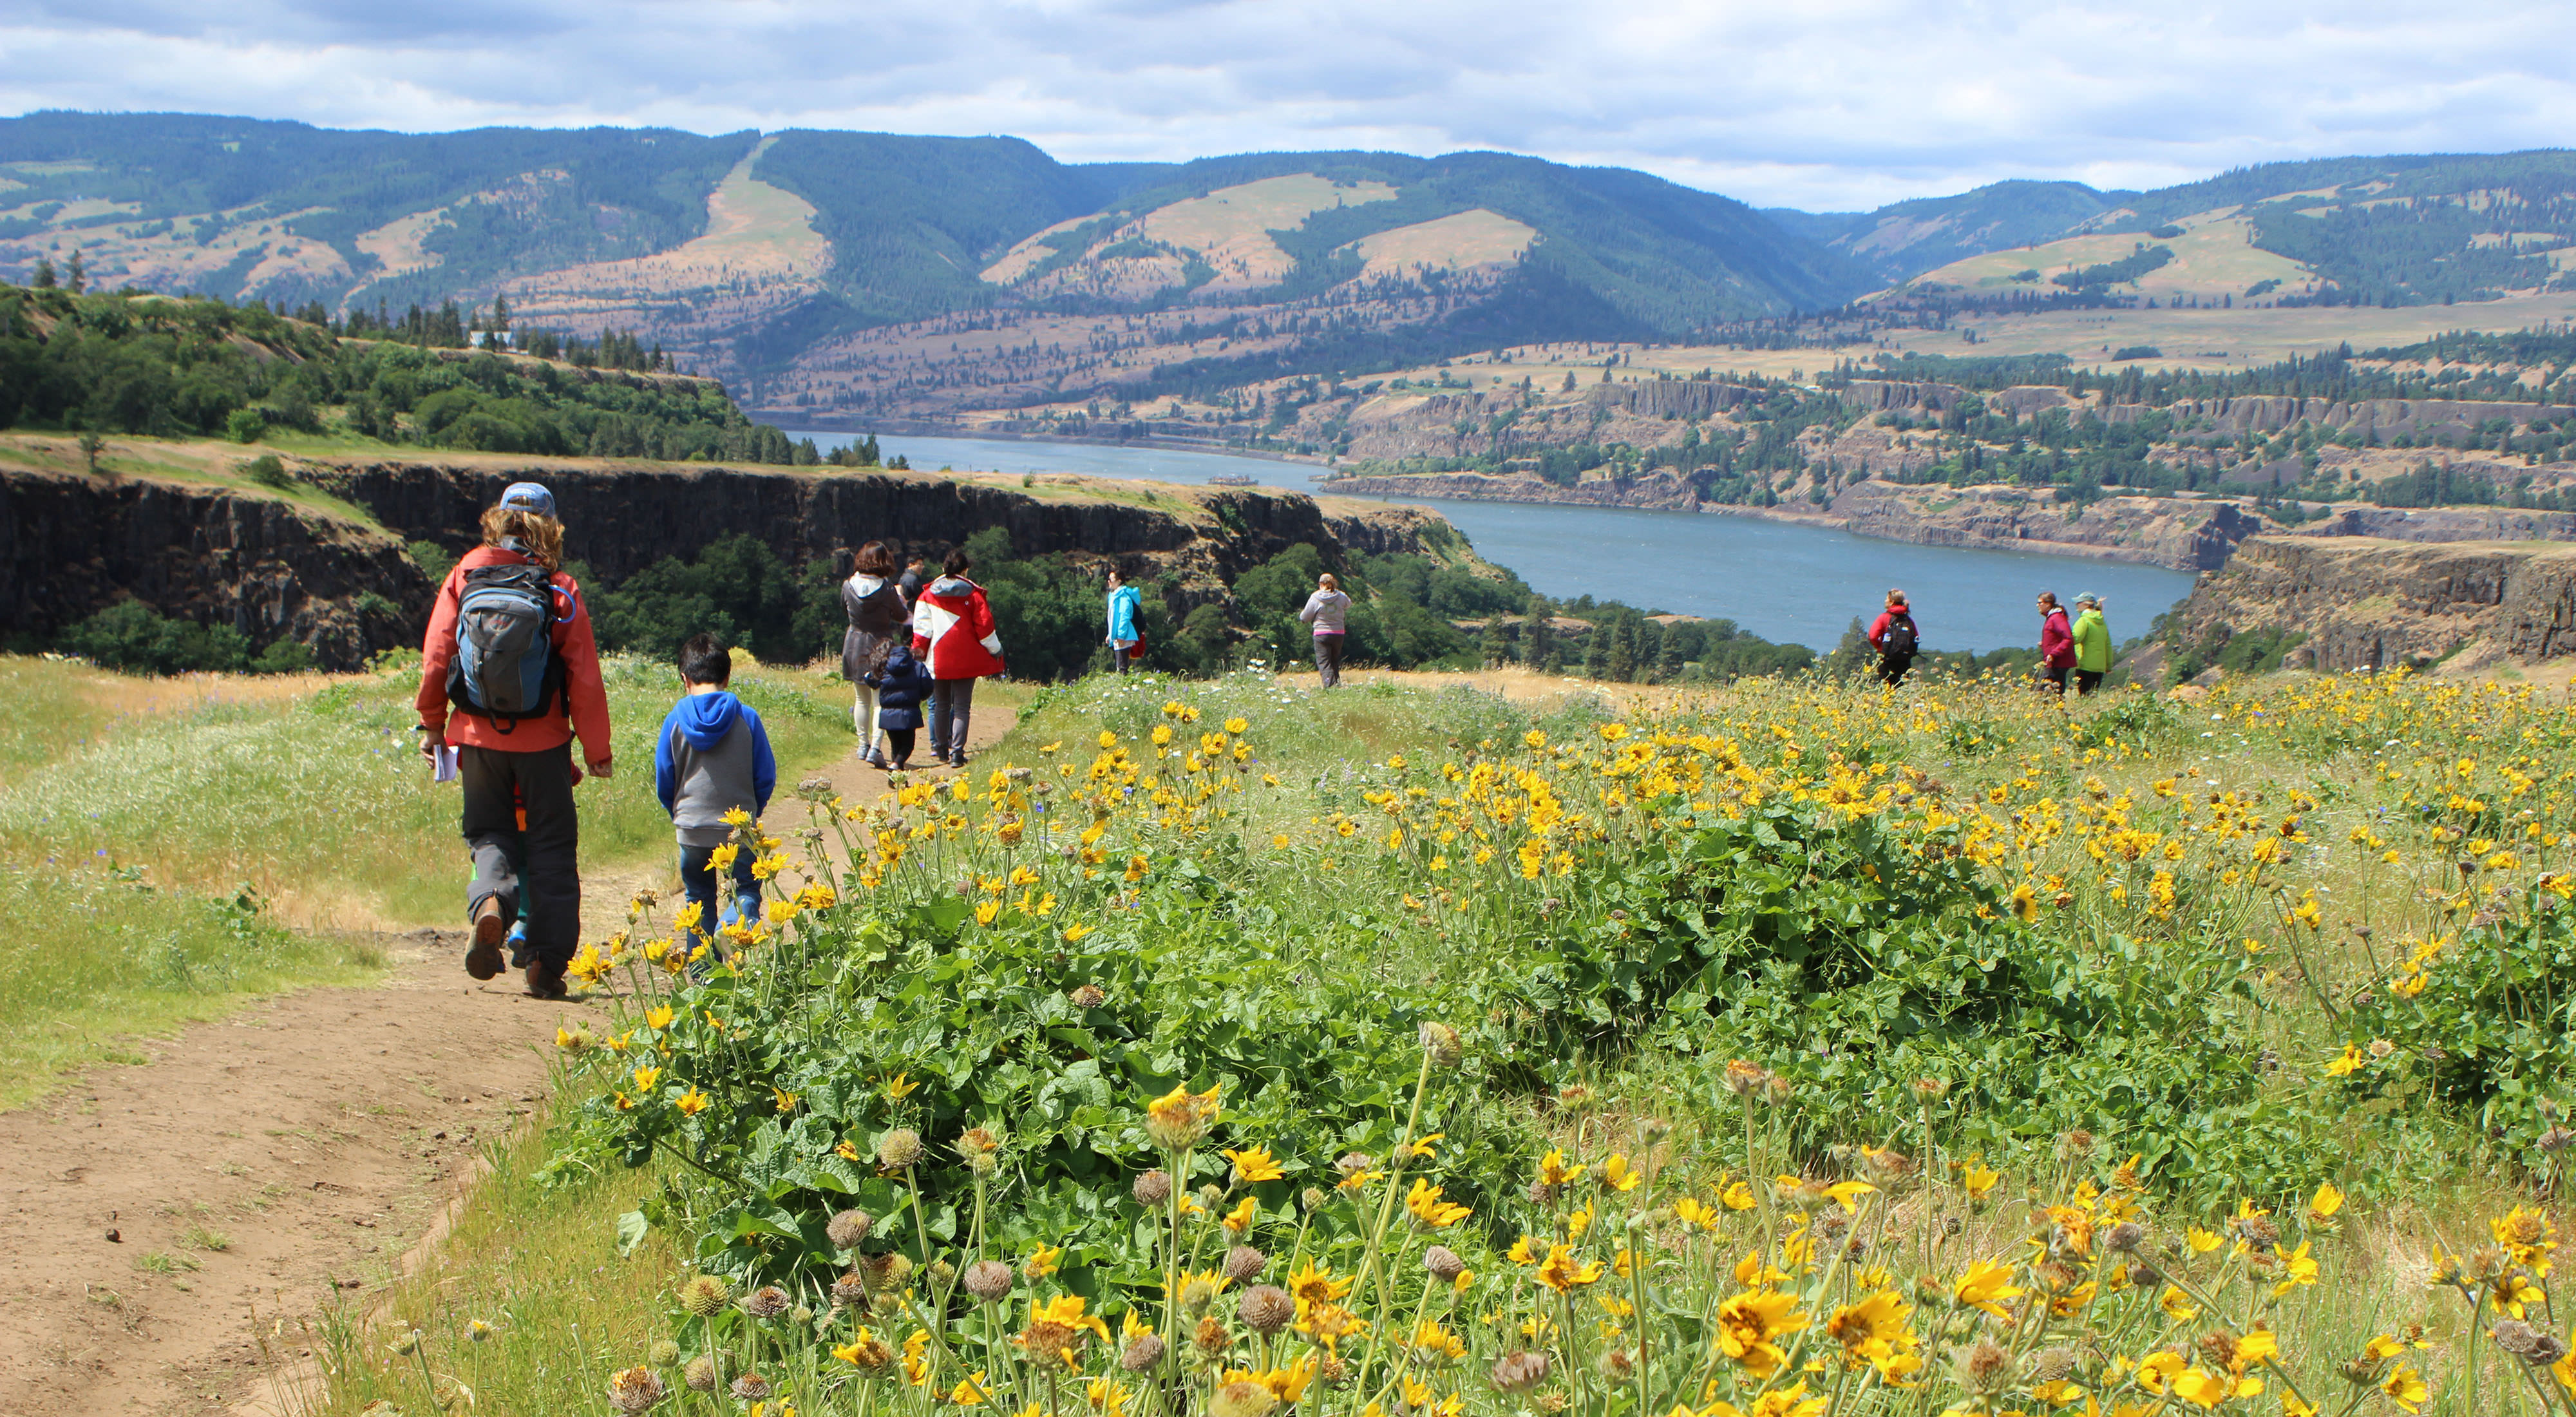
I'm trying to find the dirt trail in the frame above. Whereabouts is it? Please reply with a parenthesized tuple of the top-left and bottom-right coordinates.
(0, 933, 573, 1416)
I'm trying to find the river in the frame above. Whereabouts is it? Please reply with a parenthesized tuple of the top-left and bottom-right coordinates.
(786, 432, 2198, 654)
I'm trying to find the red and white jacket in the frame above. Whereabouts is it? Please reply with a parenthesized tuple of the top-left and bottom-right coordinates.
(911, 575, 1006, 680)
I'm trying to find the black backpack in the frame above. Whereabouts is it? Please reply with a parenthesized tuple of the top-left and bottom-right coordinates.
(1882, 612, 1918, 658)
(448, 563, 565, 730)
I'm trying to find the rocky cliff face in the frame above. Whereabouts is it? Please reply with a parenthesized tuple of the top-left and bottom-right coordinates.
(1, 457, 1457, 669)
(299, 459, 1449, 587)
(2160, 535, 2576, 672)
(0, 468, 430, 668)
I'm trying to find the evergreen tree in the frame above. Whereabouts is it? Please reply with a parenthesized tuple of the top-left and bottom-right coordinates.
(66, 250, 84, 294)
(31, 256, 54, 289)
(1605, 616, 1638, 681)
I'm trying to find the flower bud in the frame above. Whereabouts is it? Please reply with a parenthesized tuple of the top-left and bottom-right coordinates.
(683, 1356, 719, 1392)
(679, 1275, 730, 1317)
(742, 1285, 790, 1320)
(1223, 1245, 1266, 1282)
(1133, 1169, 1173, 1206)
(1419, 1022, 1463, 1068)
(878, 1128, 924, 1169)
(1491, 1351, 1549, 1393)
(1120, 1334, 1167, 1372)
(1424, 1246, 1466, 1282)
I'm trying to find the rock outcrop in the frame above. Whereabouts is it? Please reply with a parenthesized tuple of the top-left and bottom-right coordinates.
(0, 468, 429, 668)
(2159, 535, 2576, 672)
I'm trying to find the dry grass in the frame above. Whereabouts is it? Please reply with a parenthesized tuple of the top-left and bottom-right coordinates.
(1347, 209, 1537, 278)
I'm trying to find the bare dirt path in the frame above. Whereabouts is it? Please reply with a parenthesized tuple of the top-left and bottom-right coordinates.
(0, 932, 574, 1416)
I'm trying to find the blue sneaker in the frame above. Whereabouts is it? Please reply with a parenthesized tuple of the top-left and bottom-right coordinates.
(505, 920, 531, 970)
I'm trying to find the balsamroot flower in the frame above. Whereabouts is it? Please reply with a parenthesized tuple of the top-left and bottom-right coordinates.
(1144, 1083, 1221, 1150)
(741, 1285, 790, 1320)
(1208, 1377, 1277, 1417)
(1133, 1170, 1173, 1206)
(878, 1128, 924, 1169)
(1223, 1245, 1267, 1282)
(729, 1373, 772, 1403)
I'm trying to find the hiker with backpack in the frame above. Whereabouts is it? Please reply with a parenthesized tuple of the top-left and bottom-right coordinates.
(1866, 589, 1918, 687)
(414, 482, 611, 1000)
(840, 541, 908, 768)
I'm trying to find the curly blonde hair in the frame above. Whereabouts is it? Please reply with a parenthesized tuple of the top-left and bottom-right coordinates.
(479, 505, 564, 568)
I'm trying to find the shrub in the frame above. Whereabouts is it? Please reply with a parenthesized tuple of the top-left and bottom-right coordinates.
(59, 601, 250, 674)
(224, 408, 267, 444)
(242, 453, 289, 488)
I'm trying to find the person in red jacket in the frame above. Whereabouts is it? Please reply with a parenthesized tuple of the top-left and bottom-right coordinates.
(413, 482, 612, 998)
(2036, 590, 2076, 696)
(1865, 588, 1918, 687)
(910, 546, 1005, 768)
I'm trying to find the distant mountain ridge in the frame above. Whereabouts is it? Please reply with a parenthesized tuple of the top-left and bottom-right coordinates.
(6, 112, 2575, 415)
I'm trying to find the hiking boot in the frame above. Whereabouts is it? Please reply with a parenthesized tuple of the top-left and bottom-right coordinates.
(465, 900, 505, 980)
(524, 960, 569, 1000)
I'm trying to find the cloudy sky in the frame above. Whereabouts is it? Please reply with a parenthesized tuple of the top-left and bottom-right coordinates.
(4, 0, 2571, 212)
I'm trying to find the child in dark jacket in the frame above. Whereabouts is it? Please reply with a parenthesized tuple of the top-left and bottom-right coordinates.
(866, 643, 935, 770)
(652, 635, 776, 966)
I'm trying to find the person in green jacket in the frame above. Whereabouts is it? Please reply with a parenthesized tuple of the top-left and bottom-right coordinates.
(2071, 593, 2111, 695)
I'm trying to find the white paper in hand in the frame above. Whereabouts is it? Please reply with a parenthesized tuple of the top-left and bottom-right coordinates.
(433, 744, 460, 783)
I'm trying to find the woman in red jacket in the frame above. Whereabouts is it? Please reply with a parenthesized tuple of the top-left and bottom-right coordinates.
(911, 547, 1005, 768)
(413, 482, 612, 998)
(2036, 591, 2076, 696)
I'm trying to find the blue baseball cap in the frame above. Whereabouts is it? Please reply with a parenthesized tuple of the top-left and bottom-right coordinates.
(498, 481, 555, 518)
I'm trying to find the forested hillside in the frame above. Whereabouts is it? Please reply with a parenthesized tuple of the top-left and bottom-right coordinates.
(0, 283, 811, 462)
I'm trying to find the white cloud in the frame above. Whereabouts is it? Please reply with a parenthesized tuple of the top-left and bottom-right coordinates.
(3, 0, 2571, 211)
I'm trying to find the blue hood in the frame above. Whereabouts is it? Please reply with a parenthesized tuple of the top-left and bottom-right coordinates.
(674, 690, 744, 748)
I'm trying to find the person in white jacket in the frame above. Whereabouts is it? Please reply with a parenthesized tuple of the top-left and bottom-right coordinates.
(1298, 573, 1352, 688)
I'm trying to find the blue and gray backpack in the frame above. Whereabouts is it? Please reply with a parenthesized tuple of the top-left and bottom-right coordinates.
(448, 562, 566, 729)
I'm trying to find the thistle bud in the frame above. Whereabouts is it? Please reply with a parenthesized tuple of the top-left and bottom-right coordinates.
(679, 1275, 730, 1317)
(964, 1259, 1015, 1302)
(1490, 1351, 1549, 1393)
(827, 1209, 874, 1250)
(1240, 1284, 1294, 1335)
(1419, 1022, 1463, 1068)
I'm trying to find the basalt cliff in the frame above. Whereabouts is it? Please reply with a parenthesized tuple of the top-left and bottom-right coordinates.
(1, 438, 1455, 670)
(2158, 535, 2576, 674)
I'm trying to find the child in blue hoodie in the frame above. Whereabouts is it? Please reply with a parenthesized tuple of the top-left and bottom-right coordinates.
(653, 634, 777, 963)
(865, 643, 935, 770)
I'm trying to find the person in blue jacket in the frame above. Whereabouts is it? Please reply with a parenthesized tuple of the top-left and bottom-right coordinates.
(1104, 567, 1143, 674)
(652, 634, 775, 965)
(866, 642, 936, 770)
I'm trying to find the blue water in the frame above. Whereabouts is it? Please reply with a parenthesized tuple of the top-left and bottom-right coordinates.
(785, 431, 2197, 655)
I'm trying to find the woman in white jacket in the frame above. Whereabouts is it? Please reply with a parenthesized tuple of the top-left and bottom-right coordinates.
(1298, 572, 1352, 688)
(838, 542, 908, 767)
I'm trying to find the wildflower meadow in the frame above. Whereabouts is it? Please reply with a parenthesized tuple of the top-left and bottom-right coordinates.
(321, 666, 2576, 1417)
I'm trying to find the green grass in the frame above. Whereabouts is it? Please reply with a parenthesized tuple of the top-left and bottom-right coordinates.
(0, 860, 382, 1110)
(0, 654, 854, 926)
